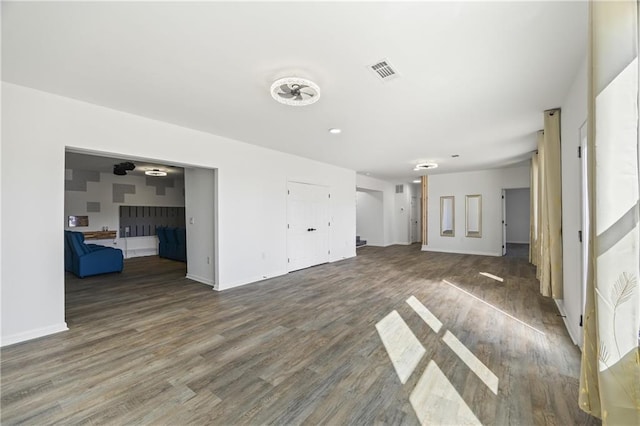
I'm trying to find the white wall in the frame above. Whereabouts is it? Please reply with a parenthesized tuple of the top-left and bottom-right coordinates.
(64, 170, 185, 257)
(1, 83, 356, 346)
(356, 175, 395, 246)
(355, 175, 416, 246)
(424, 165, 530, 256)
(356, 190, 384, 246)
(394, 183, 413, 245)
(185, 168, 216, 287)
(559, 56, 587, 347)
(505, 188, 530, 244)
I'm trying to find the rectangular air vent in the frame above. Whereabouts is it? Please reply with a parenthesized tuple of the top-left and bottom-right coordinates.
(395, 184, 404, 194)
(369, 59, 399, 82)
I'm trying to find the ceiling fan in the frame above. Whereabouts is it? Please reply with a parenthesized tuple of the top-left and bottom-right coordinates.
(270, 77, 321, 106)
(277, 83, 315, 101)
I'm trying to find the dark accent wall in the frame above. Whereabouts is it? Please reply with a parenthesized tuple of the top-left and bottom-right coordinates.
(119, 206, 185, 237)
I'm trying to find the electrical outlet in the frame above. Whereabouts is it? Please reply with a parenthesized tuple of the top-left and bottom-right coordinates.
(206, 256, 210, 264)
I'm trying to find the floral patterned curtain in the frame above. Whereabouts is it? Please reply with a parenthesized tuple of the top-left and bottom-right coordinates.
(579, 1, 640, 424)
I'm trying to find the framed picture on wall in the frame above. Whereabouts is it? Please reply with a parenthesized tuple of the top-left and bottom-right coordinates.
(68, 215, 89, 227)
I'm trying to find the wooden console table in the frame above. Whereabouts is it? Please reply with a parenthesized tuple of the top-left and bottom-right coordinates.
(83, 230, 117, 240)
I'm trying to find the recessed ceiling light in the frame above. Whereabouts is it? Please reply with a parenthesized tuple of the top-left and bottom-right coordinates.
(413, 179, 421, 183)
(451, 154, 460, 158)
(328, 128, 342, 134)
(145, 169, 167, 177)
(413, 163, 438, 171)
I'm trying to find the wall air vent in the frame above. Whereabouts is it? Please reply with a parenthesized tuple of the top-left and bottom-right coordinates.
(395, 184, 404, 194)
(369, 59, 399, 82)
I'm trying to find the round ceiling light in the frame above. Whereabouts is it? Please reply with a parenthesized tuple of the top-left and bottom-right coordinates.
(270, 77, 320, 106)
(328, 128, 341, 134)
(413, 163, 438, 171)
(145, 169, 167, 177)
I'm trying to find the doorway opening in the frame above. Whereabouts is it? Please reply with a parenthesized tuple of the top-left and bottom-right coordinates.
(356, 188, 384, 248)
(502, 188, 531, 258)
(64, 148, 218, 324)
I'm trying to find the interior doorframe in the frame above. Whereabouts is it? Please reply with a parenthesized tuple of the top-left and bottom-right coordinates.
(501, 189, 507, 255)
(579, 120, 589, 321)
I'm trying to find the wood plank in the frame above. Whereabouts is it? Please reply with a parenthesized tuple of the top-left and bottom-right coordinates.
(1, 247, 600, 425)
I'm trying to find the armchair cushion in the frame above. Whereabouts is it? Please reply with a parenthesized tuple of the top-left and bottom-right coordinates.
(65, 231, 123, 278)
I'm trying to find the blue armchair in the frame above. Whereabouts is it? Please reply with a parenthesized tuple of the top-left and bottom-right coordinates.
(156, 227, 187, 262)
(64, 231, 124, 278)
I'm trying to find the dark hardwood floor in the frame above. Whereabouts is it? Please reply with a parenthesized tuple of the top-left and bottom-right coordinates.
(1, 246, 599, 425)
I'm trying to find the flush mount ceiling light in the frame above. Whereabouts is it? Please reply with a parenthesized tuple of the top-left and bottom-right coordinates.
(270, 77, 320, 106)
(413, 162, 438, 171)
(145, 169, 167, 177)
(328, 128, 341, 134)
(413, 179, 421, 183)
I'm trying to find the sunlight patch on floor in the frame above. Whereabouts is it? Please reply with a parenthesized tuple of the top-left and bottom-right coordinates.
(479, 272, 504, 282)
(377, 296, 505, 424)
(406, 295, 442, 333)
(442, 330, 499, 395)
(443, 279, 546, 336)
(375, 310, 426, 384)
(409, 360, 482, 426)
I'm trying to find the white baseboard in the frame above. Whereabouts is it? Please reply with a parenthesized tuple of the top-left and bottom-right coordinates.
(554, 299, 581, 347)
(186, 273, 214, 287)
(1, 322, 68, 347)
(421, 246, 501, 257)
(216, 270, 289, 291)
(125, 248, 158, 259)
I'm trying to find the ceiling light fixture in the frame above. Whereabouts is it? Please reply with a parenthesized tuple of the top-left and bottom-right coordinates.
(113, 161, 135, 176)
(145, 169, 167, 177)
(413, 179, 421, 183)
(270, 77, 320, 106)
(328, 128, 341, 134)
(414, 163, 438, 171)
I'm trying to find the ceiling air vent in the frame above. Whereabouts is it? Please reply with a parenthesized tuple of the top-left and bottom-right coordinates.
(369, 59, 399, 82)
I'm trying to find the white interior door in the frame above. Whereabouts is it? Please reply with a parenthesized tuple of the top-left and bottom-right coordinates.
(501, 189, 507, 255)
(287, 182, 329, 272)
(579, 122, 589, 321)
(410, 196, 419, 243)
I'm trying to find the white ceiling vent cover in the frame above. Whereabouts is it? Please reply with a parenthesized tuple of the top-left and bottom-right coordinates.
(369, 59, 399, 82)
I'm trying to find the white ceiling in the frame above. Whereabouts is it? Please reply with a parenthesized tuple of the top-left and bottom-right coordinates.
(65, 151, 185, 178)
(2, 1, 587, 181)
